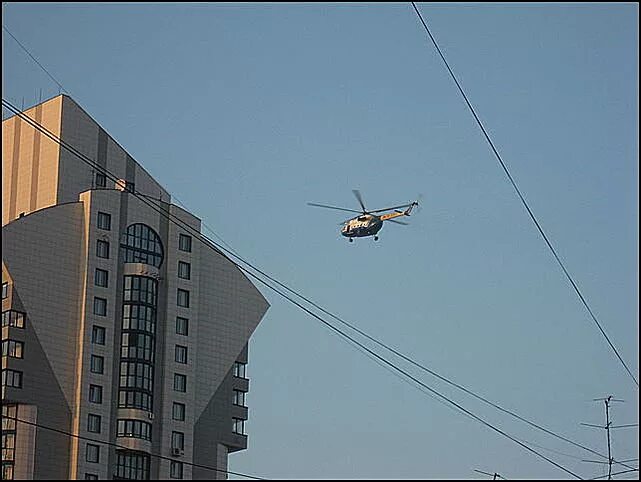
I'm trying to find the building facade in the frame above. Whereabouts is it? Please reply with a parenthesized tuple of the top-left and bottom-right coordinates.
(1, 95, 269, 480)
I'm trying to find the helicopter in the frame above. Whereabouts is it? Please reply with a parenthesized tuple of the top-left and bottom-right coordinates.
(308, 190, 419, 242)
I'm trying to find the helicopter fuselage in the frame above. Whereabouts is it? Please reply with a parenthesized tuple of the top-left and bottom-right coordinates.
(341, 214, 383, 238)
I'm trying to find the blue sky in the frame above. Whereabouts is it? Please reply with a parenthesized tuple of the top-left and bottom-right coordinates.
(3, 2, 638, 479)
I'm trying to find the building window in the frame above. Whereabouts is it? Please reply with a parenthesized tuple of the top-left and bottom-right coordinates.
(120, 332, 155, 363)
(85, 474, 98, 480)
(95, 171, 106, 188)
(170, 461, 183, 479)
(232, 418, 245, 435)
(171, 431, 184, 451)
(97, 212, 111, 231)
(233, 389, 247, 407)
(1, 282, 8, 300)
(115, 450, 150, 480)
(178, 234, 192, 253)
(87, 414, 101, 434)
(172, 402, 185, 421)
(90, 355, 104, 374)
(123, 304, 156, 334)
(175, 317, 188, 336)
(175, 345, 187, 364)
(177, 261, 191, 280)
(119, 361, 153, 392)
(89, 384, 103, 404)
(123, 276, 158, 306)
(1, 369, 23, 388)
(2, 404, 17, 480)
(1, 310, 25, 329)
(86, 443, 100, 463)
(1, 340, 24, 359)
(177, 289, 189, 308)
(92, 326, 105, 345)
(173, 374, 186, 393)
(96, 239, 110, 259)
(120, 223, 164, 268)
(118, 390, 152, 412)
(233, 362, 247, 379)
(93, 297, 107, 316)
(117, 419, 152, 441)
(95, 269, 109, 288)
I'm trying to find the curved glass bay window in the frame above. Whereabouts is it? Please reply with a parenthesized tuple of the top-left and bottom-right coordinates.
(114, 450, 150, 480)
(121, 223, 164, 268)
(118, 224, 164, 413)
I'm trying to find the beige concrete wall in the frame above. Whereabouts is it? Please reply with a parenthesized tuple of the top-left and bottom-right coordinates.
(2, 96, 63, 226)
(2, 94, 270, 480)
(2, 202, 87, 479)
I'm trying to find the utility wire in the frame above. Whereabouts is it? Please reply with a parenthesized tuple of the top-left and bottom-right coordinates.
(2, 99, 583, 479)
(410, 2, 638, 389)
(193, 218, 631, 470)
(589, 468, 640, 480)
(2, 25, 68, 95)
(2, 23, 626, 471)
(4, 416, 264, 480)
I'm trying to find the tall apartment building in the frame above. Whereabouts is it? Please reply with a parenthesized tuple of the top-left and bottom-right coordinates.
(1, 95, 269, 480)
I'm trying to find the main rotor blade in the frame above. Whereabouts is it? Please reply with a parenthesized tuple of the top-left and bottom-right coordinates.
(352, 189, 367, 212)
(369, 202, 415, 214)
(307, 202, 362, 214)
(387, 219, 409, 225)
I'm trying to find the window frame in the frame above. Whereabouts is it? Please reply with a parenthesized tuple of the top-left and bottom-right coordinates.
(177, 261, 191, 280)
(86, 443, 100, 463)
(95, 171, 106, 188)
(170, 460, 183, 479)
(96, 239, 110, 259)
(171, 431, 184, 450)
(95, 268, 109, 288)
(90, 355, 104, 374)
(97, 211, 111, 231)
(87, 414, 101, 434)
(2, 340, 24, 359)
(178, 234, 192, 253)
(89, 384, 103, 404)
(175, 317, 189, 336)
(1, 369, 23, 388)
(172, 402, 186, 421)
(175, 345, 188, 364)
(173, 373, 187, 393)
(93, 297, 107, 316)
(91, 326, 106, 345)
(177, 289, 190, 308)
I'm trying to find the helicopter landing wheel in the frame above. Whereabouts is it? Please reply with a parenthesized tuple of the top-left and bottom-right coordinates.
(349, 238, 354, 243)
(374, 236, 379, 241)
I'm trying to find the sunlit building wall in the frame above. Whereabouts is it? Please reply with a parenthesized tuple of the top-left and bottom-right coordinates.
(2, 95, 269, 480)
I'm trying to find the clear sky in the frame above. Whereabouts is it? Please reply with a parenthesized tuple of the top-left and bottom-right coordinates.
(2, 2, 638, 480)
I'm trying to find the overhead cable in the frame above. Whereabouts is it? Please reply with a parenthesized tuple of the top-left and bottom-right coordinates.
(2, 98, 583, 479)
(410, 2, 638, 388)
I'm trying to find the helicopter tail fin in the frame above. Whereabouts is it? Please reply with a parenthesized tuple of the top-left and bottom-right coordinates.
(404, 200, 419, 216)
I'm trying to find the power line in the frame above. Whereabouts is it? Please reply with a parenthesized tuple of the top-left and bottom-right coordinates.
(589, 468, 640, 480)
(2, 24, 68, 95)
(4, 416, 264, 480)
(2, 21, 628, 473)
(192, 223, 631, 471)
(474, 468, 507, 479)
(410, 2, 638, 389)
(2, 99, 583, 479)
